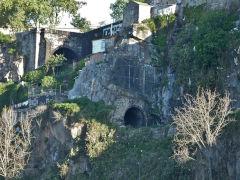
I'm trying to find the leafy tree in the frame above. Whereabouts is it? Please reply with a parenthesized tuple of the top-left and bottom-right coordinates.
(110, 0, 128, 21)
(23, 70, 44, 84)
(43, 54, 67, 75)
(71, 14, 91, 32)
(0, 0, 86, 31)
(172, 88, 233, 180)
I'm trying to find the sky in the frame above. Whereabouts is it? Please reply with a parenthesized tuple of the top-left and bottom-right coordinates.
(58, 0, 116, 29)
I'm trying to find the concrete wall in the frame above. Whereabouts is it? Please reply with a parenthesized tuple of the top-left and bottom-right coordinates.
(147, 0, 177, 6)
(182, 0, 239, 8)
(123, 1, 152, 28)
(138, 4, 152, 22)
(123, 2, 140, 28)
(16, 29, 38, 72)
(152, 4, 177, 16)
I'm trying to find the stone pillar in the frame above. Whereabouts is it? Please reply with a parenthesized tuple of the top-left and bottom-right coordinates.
(34, 28, 41, 69)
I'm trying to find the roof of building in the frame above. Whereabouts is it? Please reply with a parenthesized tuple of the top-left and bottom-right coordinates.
(131, 1, 153, 7)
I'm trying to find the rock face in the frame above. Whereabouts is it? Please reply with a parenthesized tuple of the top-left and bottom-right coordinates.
(0, 44, 24, 82)
(0, 43, 24, 82)
(193, 132, 240, 180)
(25, 106, 91, 179)
(69, 35, 177, 126)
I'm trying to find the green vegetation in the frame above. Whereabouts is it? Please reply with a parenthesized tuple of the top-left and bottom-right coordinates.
(0, 82, 28, 113)
(0, 33, 12, 45)
(42, 54, 67, 75)
(0, 0, 86, 31)
(142, 14, 176, 33)
(71, 14, 91, 32)
(224, 108, 240, 135)
(152, 34, 167, 52)
(0, 32, 18, 54)
(45, 97, 192, 180)
(183, 3, 206, 23)
(86, 120, 115, 158)
(73, 128, 192, 180)
(50, 97, 114, 124)
(41, 76, 56, 89)
(23, 70, 44, 84)
(23, 55, 86, 90)
(51, 102, 80, 116)
(169, 10, 238, 91)
(143, 14, 176, 68)
(137, 25, 148, 32)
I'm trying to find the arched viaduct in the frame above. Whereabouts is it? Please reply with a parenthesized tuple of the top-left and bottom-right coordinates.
(15, 21, 122, 73)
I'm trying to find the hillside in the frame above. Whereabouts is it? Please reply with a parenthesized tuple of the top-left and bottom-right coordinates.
(0, 1, 240, 180)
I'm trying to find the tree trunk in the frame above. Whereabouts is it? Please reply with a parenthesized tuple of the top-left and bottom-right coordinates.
(202, 148, 213, 180)
(207, 153, 213, 180)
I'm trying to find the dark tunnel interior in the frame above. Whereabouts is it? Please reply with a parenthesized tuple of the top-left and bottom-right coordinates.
(54, 48, 78, 63)
(124, 107, 145, 128)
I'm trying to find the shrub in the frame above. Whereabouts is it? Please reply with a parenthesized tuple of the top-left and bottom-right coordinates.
(0, 33, 18, 54)
(43, 54, 67, 75)
(83, 128, 192, 180)
(86, 120, 115, 158)
(169, 9, 237, 90)
(52, 102, 80, 116)
(152, 34, 167, 52)
(224, 108, 240, 135)
(41, 76, 56, 89)
(142, 14, 176, 33)
(8, 48, 16, 54)
(0, 32, 12, 45)
(0, 82, 28, 113)
(193, 10, 236, 68)
(57, 161, 69, 178)
(183, 3, 206, 23)
(23, 70, 44, 84)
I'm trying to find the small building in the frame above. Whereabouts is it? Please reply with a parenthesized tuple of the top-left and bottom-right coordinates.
(123, 1, 152, 28)
(151, 4, 177, 16)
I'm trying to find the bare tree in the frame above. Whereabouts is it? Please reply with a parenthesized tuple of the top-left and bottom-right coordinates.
(0, 107, 32, 179)
(172, 88, 233, 180)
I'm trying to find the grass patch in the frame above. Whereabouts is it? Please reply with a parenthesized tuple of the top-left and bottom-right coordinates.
(72, 128, 193, 180)
(223, 108, 240, 135)
(0, 82, 28, 113)
(49, 97, 114, 125)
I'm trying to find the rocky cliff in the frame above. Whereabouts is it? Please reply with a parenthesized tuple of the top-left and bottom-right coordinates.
(0, 43, 24, 82)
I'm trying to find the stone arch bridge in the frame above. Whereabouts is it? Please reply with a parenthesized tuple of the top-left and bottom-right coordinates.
(15, 21, 122, 73)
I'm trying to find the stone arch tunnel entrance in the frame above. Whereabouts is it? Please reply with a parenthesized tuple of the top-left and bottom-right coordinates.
(54, 47, 78, 64)
(124, 107, 146, 128)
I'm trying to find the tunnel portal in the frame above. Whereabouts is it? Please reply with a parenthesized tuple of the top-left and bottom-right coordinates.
(53, 47, 78, 63)
(124, 107, 145, 128)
